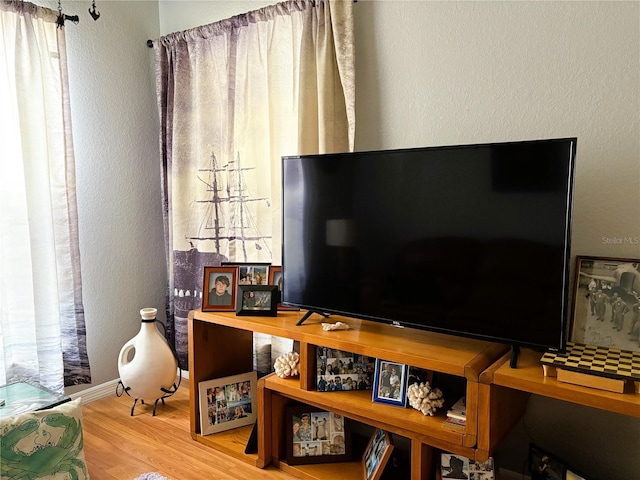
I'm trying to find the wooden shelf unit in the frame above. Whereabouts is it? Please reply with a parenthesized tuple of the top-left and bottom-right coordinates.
(487, 348, 640, 418)
(188, 309, 516, 479)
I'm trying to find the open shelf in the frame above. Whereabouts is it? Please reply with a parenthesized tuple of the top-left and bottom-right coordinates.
(489, 348, 640, 417)
(264, 373, 471, 450)
(193, 424, 259, 466)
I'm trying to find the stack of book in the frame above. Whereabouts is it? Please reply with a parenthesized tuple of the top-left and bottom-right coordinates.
(442, 396, 466, 430)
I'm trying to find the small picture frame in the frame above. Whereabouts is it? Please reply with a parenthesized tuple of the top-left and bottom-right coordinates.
(528, 444, 567, 480)
(236, 285, 278, 316)
(440, 453, 470, 479)
(285, 406, 351, 465)
(222, 262, 270, 285)
(372, 359, 407, 406)
(201, 266, 238, 312)
(268, 266, 299, 311)
(363, 428, 394, 480)
(569, 256, 640, 353)
(316, 346, 376, 392)
(198, 371, 257, 435)
(469, 457, 495, 480)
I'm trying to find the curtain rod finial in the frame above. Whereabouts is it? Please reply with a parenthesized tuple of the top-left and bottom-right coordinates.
(147, 39, 154, 48)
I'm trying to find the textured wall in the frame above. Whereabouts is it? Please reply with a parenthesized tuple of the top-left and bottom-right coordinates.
(44, 0, 166, 392)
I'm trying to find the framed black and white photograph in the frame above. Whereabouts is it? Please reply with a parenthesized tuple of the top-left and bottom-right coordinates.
(316, 346, 376, 392)
(201, 266, 238, 312)
(268, 266, 299, 311)
(569, 256, 640, 353)
(440, 454, 470, 479)
(362, 428, 394, 480)
(372, 359, 407, 406)
(222, 262, 270, 286)
(198, 371, 257, 435)
(235, 285, 278, 316)
(285, 406, 351, 465)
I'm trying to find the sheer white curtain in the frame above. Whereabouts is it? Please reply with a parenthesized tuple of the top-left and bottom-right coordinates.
(154, 0, 355, 369)
(0, 1, 90, 391)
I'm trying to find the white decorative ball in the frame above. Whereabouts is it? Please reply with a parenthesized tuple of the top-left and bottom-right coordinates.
(274, 351, 300, 378)
(407, 382, 444, 416)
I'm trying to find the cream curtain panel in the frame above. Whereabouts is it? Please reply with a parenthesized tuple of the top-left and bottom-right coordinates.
(154, 0, 355, 368)
(0, 1, 90, 390)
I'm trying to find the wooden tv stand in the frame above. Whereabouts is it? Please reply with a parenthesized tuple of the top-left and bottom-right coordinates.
(187, 309, 526, 479)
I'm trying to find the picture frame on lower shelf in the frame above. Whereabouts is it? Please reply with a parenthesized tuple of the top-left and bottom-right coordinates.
(363, 428, 394, 480)
(198, 371, 257, 435)
(285, 406, 351, 465)
(235, 285, 278, 316)
(569, 256, 640, 353)
(440, 454, 469, 479)
(372, 359, 407, 406)
(441, 453, 496, 480)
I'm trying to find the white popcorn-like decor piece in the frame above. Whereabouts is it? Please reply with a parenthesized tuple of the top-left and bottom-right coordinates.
(407, 382, 444, 416)
(274, 351, 300, 378)
(321, 321, 350, 331)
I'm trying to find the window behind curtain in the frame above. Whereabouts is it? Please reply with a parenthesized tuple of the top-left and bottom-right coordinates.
(0, 1, 91, 391)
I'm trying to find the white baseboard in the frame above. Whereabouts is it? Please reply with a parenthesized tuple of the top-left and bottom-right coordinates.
(69, 379, 120, 405)
(70, 368, 188, 405)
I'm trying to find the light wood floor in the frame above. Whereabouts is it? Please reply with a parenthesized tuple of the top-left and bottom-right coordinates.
(81, 380, 296, 480)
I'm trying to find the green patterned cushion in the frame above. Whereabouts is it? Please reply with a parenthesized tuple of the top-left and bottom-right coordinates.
(0, 398, 89, 479)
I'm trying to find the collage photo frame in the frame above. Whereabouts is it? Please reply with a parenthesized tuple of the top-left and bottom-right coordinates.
(198, 371, 257, 436)
(315, 346, 376, 392)
(285, 406, 351, 465)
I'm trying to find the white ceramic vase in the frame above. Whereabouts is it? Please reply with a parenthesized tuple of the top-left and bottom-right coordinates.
(118, 307, 178, 415)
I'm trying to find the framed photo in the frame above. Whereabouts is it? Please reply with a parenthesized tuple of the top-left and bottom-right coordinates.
(316, 346, 376, 392)
(222, 262, 270, 286)
(268, 266, 299, 311)
(528, 443, 593, 480)
(198, 371, 257, 435)
(362, 428, 394, 480)
(528, 444, 566, 480)
(201, 266, 238, 312)
(285, 406, 351, 465)
(569, 256, 640, 353)
(372, 359, 408, 406)
(236, 285, 278, 316)
(440, 454, 470, 479)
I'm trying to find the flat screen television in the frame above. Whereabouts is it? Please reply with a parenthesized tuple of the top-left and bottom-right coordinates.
(282, 138, 576, 364)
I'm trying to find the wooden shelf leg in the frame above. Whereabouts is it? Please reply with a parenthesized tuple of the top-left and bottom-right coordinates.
(411, 441, 434, 480)
(257, 377, 272, 468)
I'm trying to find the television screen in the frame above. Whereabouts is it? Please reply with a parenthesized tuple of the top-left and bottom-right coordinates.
(282, 138, 576, 352)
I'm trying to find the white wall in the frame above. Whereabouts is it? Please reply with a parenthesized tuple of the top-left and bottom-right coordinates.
(45, 0, 166, 393)
(59, 0, 639, 478)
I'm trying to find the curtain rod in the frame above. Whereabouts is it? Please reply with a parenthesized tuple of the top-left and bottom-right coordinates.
(146, 0, 356, 48)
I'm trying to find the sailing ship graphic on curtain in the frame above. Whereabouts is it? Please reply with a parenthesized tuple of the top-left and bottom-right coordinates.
(172, 151, 272, 321)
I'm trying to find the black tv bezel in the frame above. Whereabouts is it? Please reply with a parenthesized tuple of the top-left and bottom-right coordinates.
(281, 138, 577, 354)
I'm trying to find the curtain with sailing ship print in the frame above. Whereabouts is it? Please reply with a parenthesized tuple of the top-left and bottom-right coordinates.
(154, 0, 355, 370)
